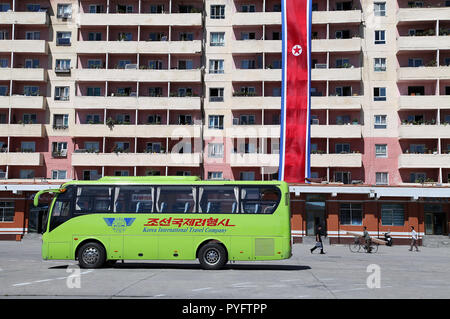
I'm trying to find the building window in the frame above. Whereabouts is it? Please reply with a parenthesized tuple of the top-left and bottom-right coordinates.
(0, 201, 14, 222)
(0, 58, 8, 68)
(210, 5, 225, 19)
(339, 203, 363, 225)
(409, 144, 425, 154)
(21, 141, 35, 152)
(208, 115, 224, 129)
(209, 59, 224, 74)
(178, 59, 193, 70)
(374, 58, 386, 71)
(55, 59, 71, 72)
(375, 144, 387, 158)
(86, 114, 101, 124)
(55, 86, 70, 101)
(374, 115, 387, 129)
(208, 171, 223, 180)
(374, 30, 385, 44)
(52, 170, 67, 179)
(52, 142, 68, 157)
(20, 169, 35, 179)
(22, 113, 37, 124)
(89, 4, 104, 13)
(374, 2, 386, 16)
(114, 170, 129, 177)
(88, 60, 102, 69)
(241, 4, 256, 12)
(88, 32, 102, 41)
(24, 86, 39, 96)
(84, 142, 99, 152)
(410, 172, 426, 183)
(150, 4, 164, 13)
(208, 143, 224, 158)
(176, 171, 191, 176)
(87, 87, 101, 97)
(25, 59, 40, 68)
(381, 204, 404, 226)
(56, 31, 71, 46)
(209, 88, 224, 102)
(57, 4, 72, 18)
(334, 171, 351, 184)
(0, 3, 10, 11)
(408, 58, 423, 67)
(240, 171, 255, 180)
(25, 31, 40, 40)
(376, 172, 389, 185)
(374, 87, 386, 101)
(53, 114, 69, 129)
(210, 32, 225, 46)
(83, 170, 99, 180)
(335, 143, 350, 154)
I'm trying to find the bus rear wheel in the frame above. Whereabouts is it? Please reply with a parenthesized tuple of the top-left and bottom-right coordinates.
(77, 242, 106, 269)
(198, 243, 227, 270)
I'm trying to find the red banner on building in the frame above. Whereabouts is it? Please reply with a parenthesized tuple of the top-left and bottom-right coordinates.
(278, 0, 312, 183)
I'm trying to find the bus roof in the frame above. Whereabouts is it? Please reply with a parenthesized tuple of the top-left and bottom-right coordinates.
(59, 176, 285, 188)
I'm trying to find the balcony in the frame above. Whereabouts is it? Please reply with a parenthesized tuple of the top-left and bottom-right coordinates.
(204, 125, 280, 138)
(230, 40, 281, 54)
(312, 10, 362, 24)
(397, 7, 450, 22)
(0, 11, 48, 25)
(312, 38, 361, 52)
(229, 153, 279, 168)
(398, 154, 450, 168)
(311, 153, 362, 168)
(74, 96, 201, 110)
(231, 12, 281, 26)
(310, 124, 362, 138)
(72, 124, 201, 138)
(0, 124, 44, 137)
(72, 152, 202, 167)
(312, 67, 361, 81)
(1, 40, 47, 53)
(0, 152, 43, 166)
(79, 13, 202, 26)
(232, 69, 281, 82)
(399, 124, 450, 139)
(0, 95, 46, 109)
(76, 40, 201, 54)
(0, 68, 46, 81)
(398, 95, 449, 110)
(230, 96, 281, 110)
(398, 66, 450, 80)
(397, 36, 450, 51)
(74, 68, 201, 82)
(311, 95, 362, 110)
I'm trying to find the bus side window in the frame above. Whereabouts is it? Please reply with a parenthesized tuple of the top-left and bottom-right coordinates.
(241, 187, 280, 214)
(156, 186, 196, 213)
(199, 186, 238, 214)
(114, 186, 153, 213)
(75, 186, 113, 214)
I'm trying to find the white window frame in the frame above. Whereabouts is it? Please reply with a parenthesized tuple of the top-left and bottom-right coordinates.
(374, 115, 387, 129)
(376, 172, 389, 185)
(374, 2, 386, 16)
(208, 143, 224, 158)
(374, 57, 386, 71)
(375, 30, 386, 44)
(375, 144, 387, 158)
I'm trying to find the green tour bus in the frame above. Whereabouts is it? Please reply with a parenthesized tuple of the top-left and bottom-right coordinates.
(34, 176, 292, 270)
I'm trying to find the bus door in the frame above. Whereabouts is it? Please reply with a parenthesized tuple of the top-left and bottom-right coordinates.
(114, 185, 159, 260)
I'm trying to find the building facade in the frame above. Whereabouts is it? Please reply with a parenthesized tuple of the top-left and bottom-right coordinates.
(0, 0, 449, 241)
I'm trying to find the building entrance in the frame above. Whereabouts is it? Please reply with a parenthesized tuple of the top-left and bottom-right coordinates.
(424, 204, 447, 235)
(305, 195, 326, 236)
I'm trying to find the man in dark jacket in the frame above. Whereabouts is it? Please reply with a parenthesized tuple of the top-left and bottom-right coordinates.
(310, 225, 325, 254)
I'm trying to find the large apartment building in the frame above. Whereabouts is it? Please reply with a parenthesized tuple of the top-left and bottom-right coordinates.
(0, 0, 449, 185)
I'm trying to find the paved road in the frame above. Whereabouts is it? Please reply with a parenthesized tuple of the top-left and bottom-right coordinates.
(1, 236, 449, 299)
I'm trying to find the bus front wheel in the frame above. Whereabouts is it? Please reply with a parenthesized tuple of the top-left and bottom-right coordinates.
(77, 242, 106, 269)
(198, 243, 227, 270)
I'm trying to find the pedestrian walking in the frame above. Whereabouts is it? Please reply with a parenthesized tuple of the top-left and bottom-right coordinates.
(409, 226, 420, 252)
(310, 225, 325, 254)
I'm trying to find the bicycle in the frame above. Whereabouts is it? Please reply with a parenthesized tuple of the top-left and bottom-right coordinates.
(348, 236, 379, 253)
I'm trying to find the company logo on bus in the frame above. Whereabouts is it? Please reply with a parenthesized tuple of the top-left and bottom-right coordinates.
(104, 217, 136, 233)
(144, 217, 235, 228)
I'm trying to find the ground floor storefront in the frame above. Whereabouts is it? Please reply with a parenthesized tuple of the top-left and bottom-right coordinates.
(289, 185, 450, 245)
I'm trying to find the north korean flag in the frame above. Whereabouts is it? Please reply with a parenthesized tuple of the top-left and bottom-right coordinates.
(278, 0, 312, 183)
